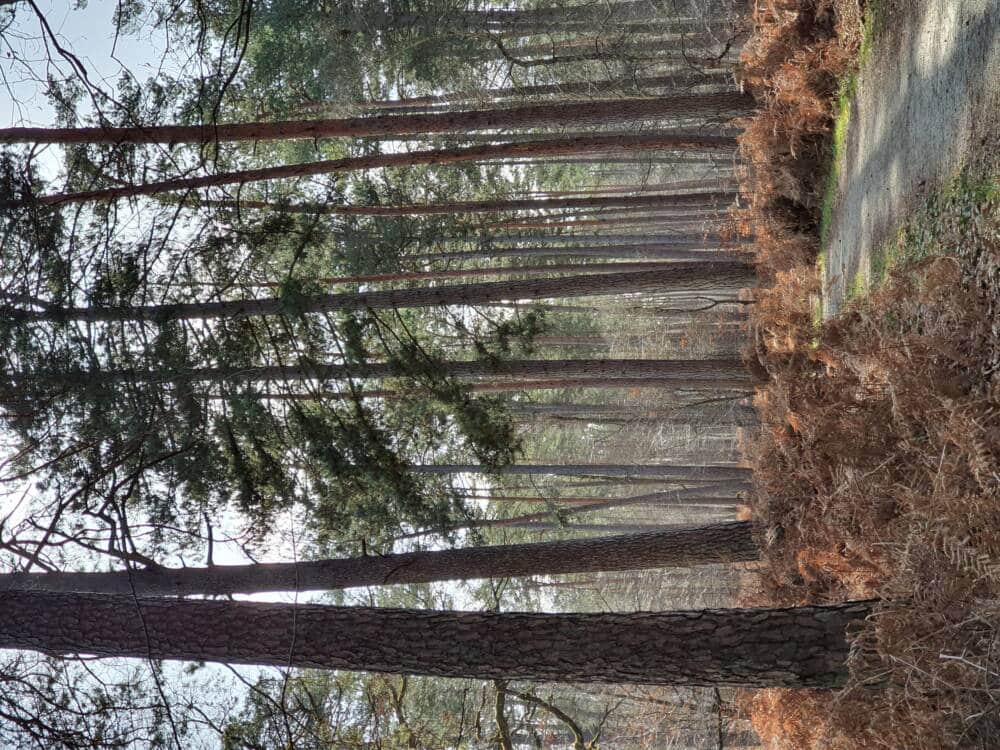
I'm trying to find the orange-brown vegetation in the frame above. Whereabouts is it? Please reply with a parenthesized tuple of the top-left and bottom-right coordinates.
(747, 253, 1000, 749)
(735, 2, 1000, 748)
(735, 0, 860, 274)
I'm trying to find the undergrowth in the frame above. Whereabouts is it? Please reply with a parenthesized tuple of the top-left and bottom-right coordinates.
(735, 1, 1000, 748)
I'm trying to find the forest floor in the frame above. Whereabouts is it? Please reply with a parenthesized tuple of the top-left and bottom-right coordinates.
(821, 0, 1000, 316)
(738, 1, 1000, 747)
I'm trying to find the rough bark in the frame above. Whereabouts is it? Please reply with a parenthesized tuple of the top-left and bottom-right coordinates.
(0, 591, 874, 687)
(195, 190, 735, 216)
(4, 262, 753, 323)
(0, 522, 757, 596)
(1, 94, 751, 145)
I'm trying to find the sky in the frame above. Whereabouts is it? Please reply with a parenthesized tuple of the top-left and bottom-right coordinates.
(1, 1, 173, 126)
(1, 0, 180, 182)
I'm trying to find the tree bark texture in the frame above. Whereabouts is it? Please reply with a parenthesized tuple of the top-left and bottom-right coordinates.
(0, 94, 752, 145)
(4, 262, 753, 322)
(0, 591, 873, 688)
(200, 190, 735, 216)
(0, 522, 756, 596)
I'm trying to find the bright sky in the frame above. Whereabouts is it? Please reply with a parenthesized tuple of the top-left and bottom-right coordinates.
(1, 1, 173, 126)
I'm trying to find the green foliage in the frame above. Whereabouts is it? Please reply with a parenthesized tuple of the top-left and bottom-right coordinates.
(869, 168, 999, 288)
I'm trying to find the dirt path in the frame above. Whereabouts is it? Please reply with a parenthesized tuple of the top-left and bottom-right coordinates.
(822, 0, 1000, 317)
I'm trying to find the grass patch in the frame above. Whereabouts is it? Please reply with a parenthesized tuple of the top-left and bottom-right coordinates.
(817, 81, 854, 245)
(869, 169, 1000, 286)
(845, 268, 866, 301)
(858, 0, 886, 66)
(817, 0, 884, 246)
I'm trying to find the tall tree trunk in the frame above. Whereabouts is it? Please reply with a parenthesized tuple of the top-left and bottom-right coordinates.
(202, 374, 754, 402)
(25, 358, 755, 390)
(0, 522, 756, 596)
(453, 488, 746, 533)
(5, 262, 753, 323)
(358, 72, 736, 110)
(509, 401, 758, 426)
(231, 261, 707, 289)
(1, 94, 752, 145)
(417, 240, 727, 262)
(22, 133, 735, 206)
(0, 591, 873, 687)
(408, 463, 748, 480)
(196, 190, 735, 217)
(527, 179, 735, 198)
(490, 36, 728, 69)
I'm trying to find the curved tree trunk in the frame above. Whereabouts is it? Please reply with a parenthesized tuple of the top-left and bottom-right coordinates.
(0, 591, 874, 687)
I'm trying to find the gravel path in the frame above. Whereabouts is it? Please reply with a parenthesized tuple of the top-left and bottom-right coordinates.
(822, 0, 1000, 317)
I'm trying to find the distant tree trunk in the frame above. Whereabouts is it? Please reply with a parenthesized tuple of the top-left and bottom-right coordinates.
(197, 190, 735, 216)
(456, 489, 742, 507)
(1, 94, 751, 145)
(490, 37, 728, 69)
(215, 374, 754, 401)
(359, 71, 736, 110)
(509, 402, 758, 426)
(26, 358, 755, 392)
(0, 591, 873, 687)
(527, 179, 735, 198)
(449, 489, 745, 533)
(416, 241, 727, 263)
(24, 133, 735, 206)
(409, 462, 748, 480)
(0, 523, 756, 596)
(496, 212, 722, 230)
(234, 261, 699, 289)
(5, 262, 753, 322)
(564, 487, 746, 515)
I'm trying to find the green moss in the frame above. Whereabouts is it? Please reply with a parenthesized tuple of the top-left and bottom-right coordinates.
(818, 83, 854, 246)
(868, 169, 999, 287)
(818, 0, 887, 250)
(810, 294, 824, 333)
(846, 268, 868, 301)
(859, 0, 886, 66)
